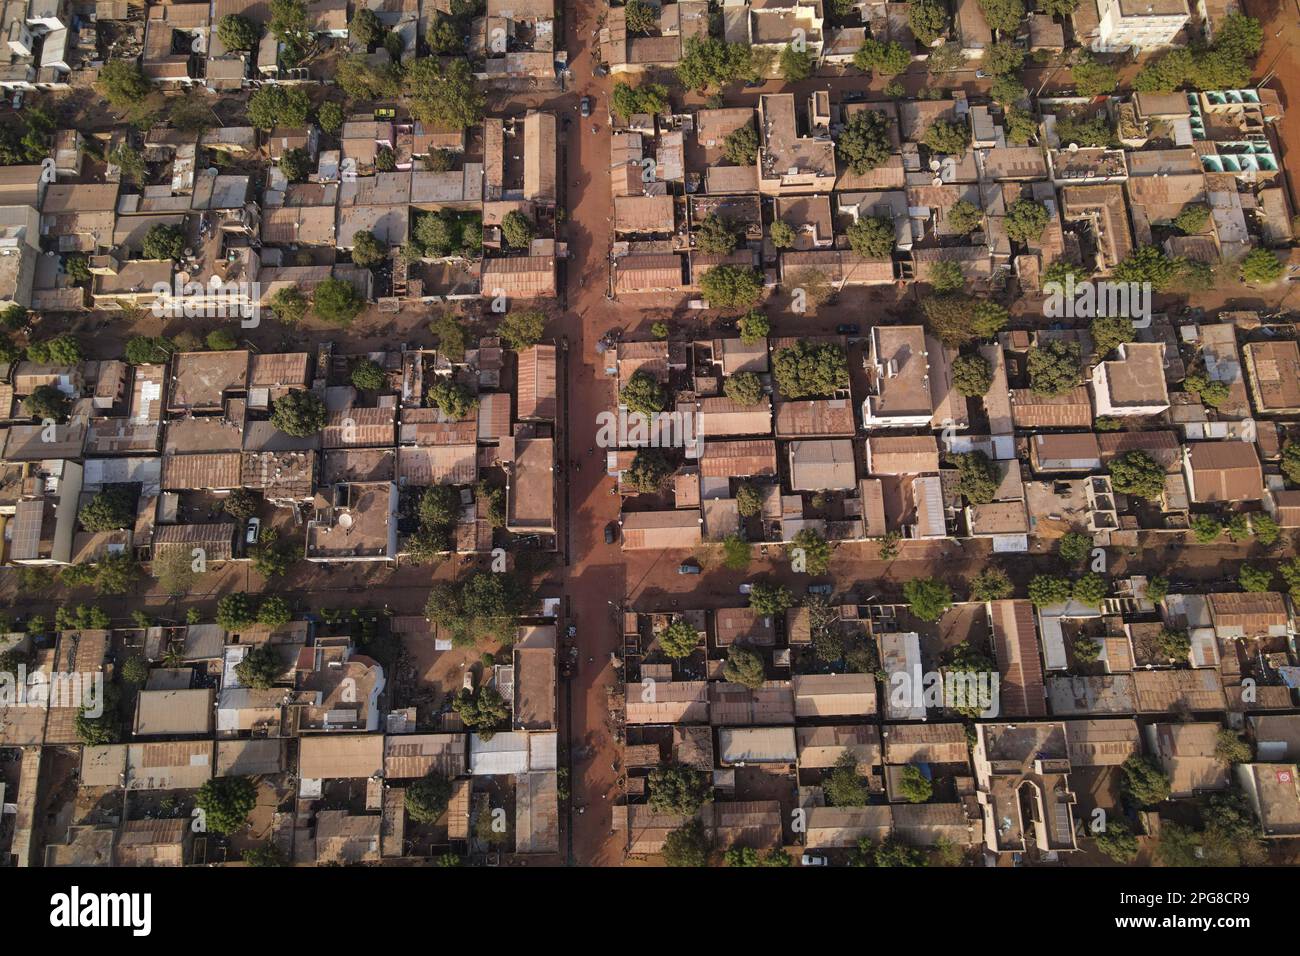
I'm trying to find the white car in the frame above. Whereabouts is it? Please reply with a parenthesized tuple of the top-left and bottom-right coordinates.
(245, 517, 261, 545)
(801, 853, 828, 867)
(738, 583, 753, 595)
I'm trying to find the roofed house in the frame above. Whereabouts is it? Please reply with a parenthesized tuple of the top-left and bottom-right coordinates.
(1206, 591, 1288, 639)
(1236, 762, 1300, 837)
(625, 680, 709, 724)
(620, 509, 701, 549)
(1243, 340, 1300, 415)
(989, 600, 1047, 718)
(516, 344, 557, 420)
(1091, 342, 1170, 418)
(1011, 387, 1093, 429)
(792, 674, 876, 718)
(788, 439, 856, 491)
(1143, 722, 1230, 797)
(1183, 441, 1263, 503)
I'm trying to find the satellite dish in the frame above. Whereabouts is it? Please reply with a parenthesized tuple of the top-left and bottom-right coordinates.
(338, 512, 354, 529)
(928, 159, 941, 172)
(1067, 142, 1080, 152)
(176, 271, 190, 283)
(931, 177, 943, 187)
(206, 168, 218, 176)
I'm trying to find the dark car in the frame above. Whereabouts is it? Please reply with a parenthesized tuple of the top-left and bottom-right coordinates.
(605, 522, 618, 544)
(836, 323, 860, 336)
(594, 63, 608, 77)
(678, 562, 702, 575)
(580, 96, 592, 118)
(807, 584, 833, 597)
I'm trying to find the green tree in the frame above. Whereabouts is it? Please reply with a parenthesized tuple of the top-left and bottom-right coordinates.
(736, 483, 762, 517)
(196, 776, 257, 835)
(723, 371, 764, 406)
(234, 643, 282, 689)
(1120, 754, 1170, 808)
(610, 81, 670, 118)
(1071, 55, 1117, 96)
(780, 43, 814, 81)
(854, 38, 912, 75)
(836, 109, 893, 174)
(1004, 107, 1038, 144)
(1240, 248, 1284, 284)
(451, 685, 511, 737)
(824, 752, 869, 806)
(623, 448, 670, 493)
(970, 566, 1013, 601)
(898, 765, 933, 803)
(1089, 316, 1135, 361)
(216, 593, 256, 630)
(500, 211, 534, 249)
(350, 229, 386, 269)
(945, 199, 983, 235)
(923, 120, 969, 156)
(648, 765, 710, 815)
(737, 309, 770, 344)
(1251, 513, 1280, 547)
(405, 772, 453, 822)
(257, 595, 292, 627)
(80, 488, 135, 532)
(1058, 531, 1091, 564)
(978, 0, 1024, 32)
(206, 328, 238, 351)
(1238, 564, 1273, 592)
(1073, 572, 1108, 607)
(769, 220, 796, 249)
(658, 618, 701, 658)
(951, 354, 992, 396)
(217, 13, 259, 50)
(722, 123, 759, 166)
(662, 820, 709, 867)
(349, 7, 384, 46)
(142, 223, 185, 260)
(675, 37, 753, 92)
(404, 58, 486, 129)
(23, 385, 70, 422)
(318, 101, 344, 134)
(788, 528, 831, 575)
(904, 577, 953, 621)
(271, 389, 327, 436)
(929, 260, 965, 293)
(950, 451, 999, 504)
(1173, 203, 1211, 235)
(1191, 513, 1223, 543)
(312, 277, 364, 326)
(1004, 199, 1049, 244)
(723, 644, 766, 688)
(699, 266, 763, 309)
(983, 40, 1024, 76)
(350, 358, 386, 391)
(749, 582, 794, 617)
(907, 0, 948, 44)
(773, 341, 848, 399)
(270, 286, 309, 324)
(722, 534, 750, 571)
(1108, 450, 1165, 500)
(619, 371, 667, 416)
(428, 380, 479, 419)
(1028, 574, 1072, 607)
(846, 216, 895, 258)
(246, 85, 311, 130)
(26, 334, 81, 364)
(694, 215, 737, 255)
(1095, 820, 1139, 863)
(1027, 339, 1080, 396)
(1114, 245, 1182, 292)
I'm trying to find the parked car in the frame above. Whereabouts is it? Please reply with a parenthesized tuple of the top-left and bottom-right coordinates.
(594, 63, 608, 77)
(605, 522, 618, 544)
(807, 584, 833, 597)
(975, 70, 989, 78)
(678, 561, 702, 575)
(738, 583, 753, 595)
(245, 517, 261, 545)
(580, 96, 592, 117)
(835, 323, 860, 336)
(801, 853, 828, 866)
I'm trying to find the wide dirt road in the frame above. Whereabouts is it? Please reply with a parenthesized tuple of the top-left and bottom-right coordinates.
(556, 6, 629, 867)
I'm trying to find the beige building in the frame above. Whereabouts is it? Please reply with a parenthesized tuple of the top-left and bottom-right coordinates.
(1094, 0, 1189, 52)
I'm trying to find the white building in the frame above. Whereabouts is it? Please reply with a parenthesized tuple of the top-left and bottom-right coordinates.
(1094, 0, 1190, 52)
